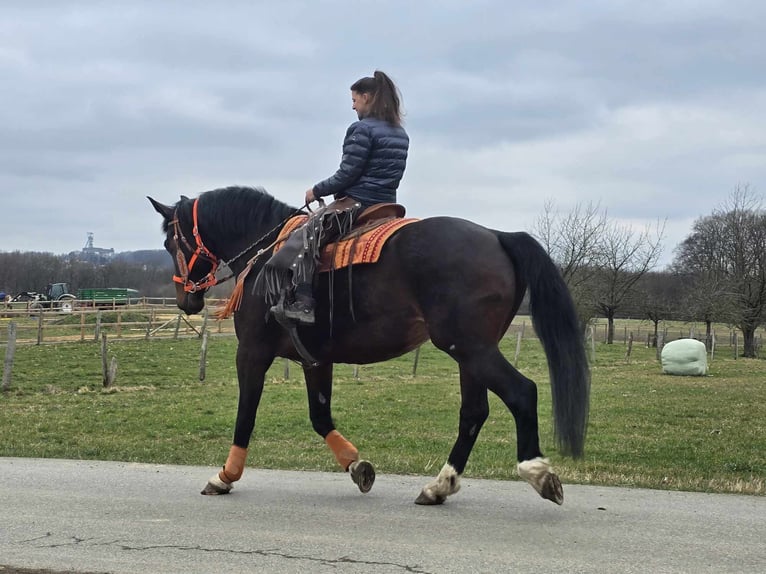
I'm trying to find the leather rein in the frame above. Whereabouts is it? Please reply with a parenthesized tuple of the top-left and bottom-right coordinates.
(170, 197, 307, 294)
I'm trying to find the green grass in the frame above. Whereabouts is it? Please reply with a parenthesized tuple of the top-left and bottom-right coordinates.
(1, 335, 764, 495)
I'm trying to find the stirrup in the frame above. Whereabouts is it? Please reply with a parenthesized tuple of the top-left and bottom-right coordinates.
(271, 300, 315, 325)
(270, 310, 320, 368)
(282, 301, 315, 325)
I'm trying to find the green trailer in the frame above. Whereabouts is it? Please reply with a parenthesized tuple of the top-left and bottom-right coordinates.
(77, 288, 141, 306)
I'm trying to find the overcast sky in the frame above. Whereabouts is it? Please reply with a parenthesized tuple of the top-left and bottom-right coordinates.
(2, 1, 764, 267)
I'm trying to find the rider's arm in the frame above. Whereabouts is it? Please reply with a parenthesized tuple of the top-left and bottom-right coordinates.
(312, 122, 372, 198)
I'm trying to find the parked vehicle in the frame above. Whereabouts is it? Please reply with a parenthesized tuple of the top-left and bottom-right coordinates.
(77, 287, 141, 307)
(11, 283, 77, 313)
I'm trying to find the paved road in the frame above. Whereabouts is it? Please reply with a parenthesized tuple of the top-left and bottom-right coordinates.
(0, 458, 763, 573)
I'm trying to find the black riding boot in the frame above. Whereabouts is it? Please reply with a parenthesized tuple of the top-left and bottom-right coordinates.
(281, 283, 315, 325)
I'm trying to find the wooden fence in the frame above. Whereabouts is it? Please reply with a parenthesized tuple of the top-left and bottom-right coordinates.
(3, 311, 764, 392)
(2, 302, 763, 359)
(0, 298, 234, 346)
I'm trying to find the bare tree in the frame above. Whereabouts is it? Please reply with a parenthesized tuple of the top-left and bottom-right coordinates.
(532, 200, 608, 323)
(674, 185, 766, 357)
(634, 271, 683, 347)
(676, 273, 735, 349)
(591, 218, 666, 344)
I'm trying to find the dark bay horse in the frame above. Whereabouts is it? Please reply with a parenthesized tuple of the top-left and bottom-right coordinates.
(149, 186, 590, 505)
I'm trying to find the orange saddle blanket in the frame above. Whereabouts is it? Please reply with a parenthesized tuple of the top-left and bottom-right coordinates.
(275, 214, 418, 272)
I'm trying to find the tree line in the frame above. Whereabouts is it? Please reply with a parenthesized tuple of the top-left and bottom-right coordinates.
(534, 184, 765, 358)
(0, 251, 176, 299)
(0, 248, 239, 301)
(2, 184, 764, 357)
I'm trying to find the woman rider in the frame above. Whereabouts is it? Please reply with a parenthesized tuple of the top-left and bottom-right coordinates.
(262, 70, 409, 325)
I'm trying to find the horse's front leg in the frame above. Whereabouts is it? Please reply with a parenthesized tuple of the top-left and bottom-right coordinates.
(201, 344, 273, 495)
(304, 363, 375, 493)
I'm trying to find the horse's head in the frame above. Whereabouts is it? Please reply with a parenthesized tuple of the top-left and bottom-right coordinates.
(148, 195, 219, 315)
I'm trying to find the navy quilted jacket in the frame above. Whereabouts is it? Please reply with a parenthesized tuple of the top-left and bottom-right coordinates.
(313, 117, 409, 207)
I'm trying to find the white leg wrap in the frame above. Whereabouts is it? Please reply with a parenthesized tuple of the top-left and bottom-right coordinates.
(517, 457, 552, 495)
(421, 463, 461, 501)
(207, 472, 233, 493)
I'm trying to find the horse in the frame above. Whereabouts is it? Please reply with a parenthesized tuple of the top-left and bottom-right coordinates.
(149, 185, 590, 505)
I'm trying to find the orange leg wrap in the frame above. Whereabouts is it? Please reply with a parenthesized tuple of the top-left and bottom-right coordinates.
(325, 430, 359, 471)
(219, 445, 248, 484)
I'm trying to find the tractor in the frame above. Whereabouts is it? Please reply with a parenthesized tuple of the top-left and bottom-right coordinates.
(11, 282, 77, 313)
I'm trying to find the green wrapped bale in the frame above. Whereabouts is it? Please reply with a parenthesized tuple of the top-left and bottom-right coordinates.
(661, 339, 708, 376)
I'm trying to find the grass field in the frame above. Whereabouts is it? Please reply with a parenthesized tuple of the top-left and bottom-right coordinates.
(1, 333, 764, 495)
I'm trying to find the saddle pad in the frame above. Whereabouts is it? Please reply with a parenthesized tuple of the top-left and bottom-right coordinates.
(274, 215, 418, 272)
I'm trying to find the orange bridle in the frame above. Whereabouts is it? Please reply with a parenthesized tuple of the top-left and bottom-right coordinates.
(171, 199, 220, 293)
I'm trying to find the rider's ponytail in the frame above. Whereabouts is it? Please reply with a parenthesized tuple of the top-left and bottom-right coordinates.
(350, 70, 403, 126)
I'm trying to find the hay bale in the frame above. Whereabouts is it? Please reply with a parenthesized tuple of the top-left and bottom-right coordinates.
(661, 339, 708, 376)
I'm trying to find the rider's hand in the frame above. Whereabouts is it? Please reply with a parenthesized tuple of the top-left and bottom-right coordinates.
(305, 188, 317, 204)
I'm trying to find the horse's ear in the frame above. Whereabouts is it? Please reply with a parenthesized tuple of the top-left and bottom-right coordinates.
(147, 196, 174, 220)
(180, 195, 190, 201)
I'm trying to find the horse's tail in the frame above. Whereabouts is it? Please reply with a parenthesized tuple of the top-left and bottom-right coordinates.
(494, 230, 590, 458)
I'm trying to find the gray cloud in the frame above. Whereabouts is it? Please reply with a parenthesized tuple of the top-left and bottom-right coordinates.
(1, 0, 765, 266)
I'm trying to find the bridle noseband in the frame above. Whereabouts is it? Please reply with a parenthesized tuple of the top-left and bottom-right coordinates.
(171, 198, 220, 293)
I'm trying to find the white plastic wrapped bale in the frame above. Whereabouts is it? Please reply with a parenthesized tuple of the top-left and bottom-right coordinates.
(661, 339, 708, 376)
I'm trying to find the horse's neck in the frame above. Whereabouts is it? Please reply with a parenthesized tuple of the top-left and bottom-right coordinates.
(212, 209, 296, 274)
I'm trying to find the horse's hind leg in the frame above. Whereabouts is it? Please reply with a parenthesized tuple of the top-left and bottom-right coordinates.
(417, 346, 563, 505)
(480, 347, 564, 505)
(304, 364, 375, 493)
(415, 364, 489, 505)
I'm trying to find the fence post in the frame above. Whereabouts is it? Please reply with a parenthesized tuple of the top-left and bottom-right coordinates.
(625, 332, 634, 361)
(145, 310, 153, 340)
(283, 358, 290, 379)
(116, 311, 122, 338)
(656, 332, 664, 361)
(353, 365, 360, 380)
(2, 321, 17, 391)
(94, 310, 102, 342)
(80, 309, 86, 342)
(711, 331, 716, 360)
(101, 333, 116, 387)
(412, 346, 421, 376)
(199, 331, 209, 382)
(733, 332, 738, 359)
(514, 331, 522, 364)
(36, 310, 44, 345)
(200, 308, 209, 338)
(174, 312, 182, 339)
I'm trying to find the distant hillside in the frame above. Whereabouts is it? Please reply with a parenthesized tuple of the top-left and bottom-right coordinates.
(114, 250, 173, 269)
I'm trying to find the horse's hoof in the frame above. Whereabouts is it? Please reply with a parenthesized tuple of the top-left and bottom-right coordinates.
(540, 472, 564, 505)
(201, 481, 231, 495)
(349, 460, 376, 493)
(200, 473, 233, 495)
(415, 491, 446, 505)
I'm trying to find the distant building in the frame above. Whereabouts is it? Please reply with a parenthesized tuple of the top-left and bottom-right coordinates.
(79, 232, 114, 264)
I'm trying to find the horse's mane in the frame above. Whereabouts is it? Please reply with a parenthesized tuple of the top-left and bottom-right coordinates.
(171, 186, 301, 239)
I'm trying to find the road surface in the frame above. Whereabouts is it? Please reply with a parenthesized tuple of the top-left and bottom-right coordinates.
(1, 458, 763, 573)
